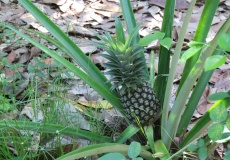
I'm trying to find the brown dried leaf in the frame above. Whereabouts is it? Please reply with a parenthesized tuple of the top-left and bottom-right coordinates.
(34, 3, 56, 16)
(8, 8, 25, 22)
(197, 101, 212, 115)
(89, 11, 104, 23)
(14, 75, 30, 96)
(68, 25, 95, 37)
(42, 0, 67, 6)
(30, 46, 42, 58)
(132, 1, 149, 10)
(90, 53, 108, 65)
(197, 87, 212, 115)
(78, 10, 94, 22)
(148, 6, 161, 17)
(71, 1, 85, 14)
(207, 87, 217, 103)
(219, 64, 230, 71)
(77, 100, 113, 109)
(68, 84, 91, 95)
(174, 63, 185, 82)
(59, 0, 73, 12)
(95, 10, 121, 18)
(18, 53, 30, 64)
(1, 0, 9, 4)
(20, 13, 37, 25)
(225, 0, 230, 6)
(93, 21, 114, 29)
(193, 110, 203, 119)
(149, 0, 189, 10)
(4, 67, 14, 80)
(7, 50, 17, 63)
(214, 71, 230, 91)
(21, 106, 43, 122)
(91, 1, 121, 12)
(41, 57, 55, 66)
(14, 47, 28, 57)
(79, 46, 96, 54)
(210, 69, 222, 83)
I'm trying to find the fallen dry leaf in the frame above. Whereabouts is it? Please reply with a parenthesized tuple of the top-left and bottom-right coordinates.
(20, 12, 37, 25)
(148, 6, 161, 17)
(41, 57, 55, 66)
(59, 0, 73, 12)
(197, 87, 212, 115)
(89, 11, 104, 23)
(1, 0, 9, 4)
(7, 50, 17, 63)
(149, 0, 189, 10)
(90, 1, 121, 12)
(18, 53, 30, 64)
(90, 52, 108, 65)
(42, 0, 67, 6)
(1, 1, 230, 158)
(71, 1, 85, 14)
(4, 67, 14, 80)
(77, 100, 113, 109)
(79, 45, 97, 53)
(30, 46, 42, 58)
(214, 71, 230, 91)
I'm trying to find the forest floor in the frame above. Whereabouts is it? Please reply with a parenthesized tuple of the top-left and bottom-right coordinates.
(0, 0, 230, 159)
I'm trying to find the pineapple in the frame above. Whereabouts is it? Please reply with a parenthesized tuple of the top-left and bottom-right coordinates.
(93, 24, 161, 126)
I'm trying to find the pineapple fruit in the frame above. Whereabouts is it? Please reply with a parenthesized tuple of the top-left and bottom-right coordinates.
(93, 23, 161, 126)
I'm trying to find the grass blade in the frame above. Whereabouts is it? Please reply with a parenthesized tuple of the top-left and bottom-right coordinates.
(0, 120, 112, 143)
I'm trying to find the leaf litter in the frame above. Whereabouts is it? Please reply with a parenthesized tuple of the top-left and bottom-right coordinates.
(0, 0, 230, 158)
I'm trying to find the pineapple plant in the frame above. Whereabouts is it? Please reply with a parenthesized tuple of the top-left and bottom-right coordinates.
(93, 21, 161, 126)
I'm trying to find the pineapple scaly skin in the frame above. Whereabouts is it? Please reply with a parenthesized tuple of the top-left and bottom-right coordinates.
(121, 83, 161, 126)
(93, 24, 161, 126)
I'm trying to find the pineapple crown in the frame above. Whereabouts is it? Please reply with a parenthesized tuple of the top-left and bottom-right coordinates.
(92, 20, 149, 95)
